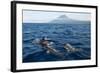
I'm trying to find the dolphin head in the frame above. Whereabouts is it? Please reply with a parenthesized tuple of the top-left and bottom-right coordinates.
(32, 38, 40, 44)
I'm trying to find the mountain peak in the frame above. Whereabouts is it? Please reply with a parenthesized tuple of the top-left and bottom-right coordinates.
(58, 15, 68, 19)
(50, 15, 71, 24)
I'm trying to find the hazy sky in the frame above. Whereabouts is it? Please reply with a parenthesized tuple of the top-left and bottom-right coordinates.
(23, 10, 91, 23)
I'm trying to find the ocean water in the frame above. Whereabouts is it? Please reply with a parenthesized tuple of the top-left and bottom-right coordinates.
(22, 23, 91, 63)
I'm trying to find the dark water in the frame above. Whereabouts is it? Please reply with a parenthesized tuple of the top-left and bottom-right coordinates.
(22, 23, 91, 63)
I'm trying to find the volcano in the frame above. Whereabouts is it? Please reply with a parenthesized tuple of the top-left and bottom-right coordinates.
(50, 15, 90, 24)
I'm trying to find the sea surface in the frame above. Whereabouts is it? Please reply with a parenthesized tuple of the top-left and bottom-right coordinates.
(22, 23, 91, 63)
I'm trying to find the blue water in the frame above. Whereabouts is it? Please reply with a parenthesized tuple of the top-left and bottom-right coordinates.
(22, 23, 91, 63)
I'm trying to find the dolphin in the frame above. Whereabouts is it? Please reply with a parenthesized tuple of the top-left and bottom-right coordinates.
(63, 43, 82, 53)
(32, 38, 65, 59)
